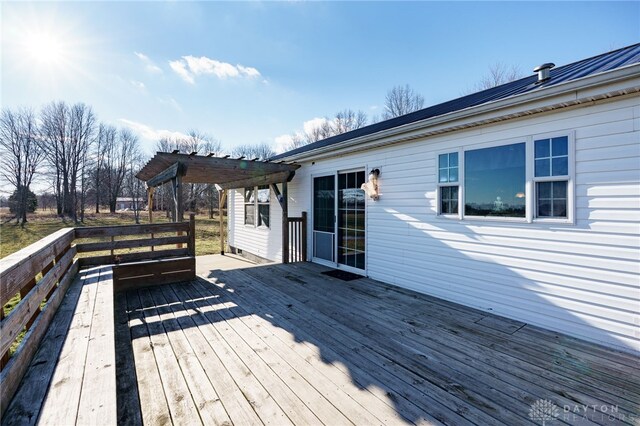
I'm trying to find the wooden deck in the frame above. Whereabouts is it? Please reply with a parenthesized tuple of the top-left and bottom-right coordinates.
(3, 255, 639, 425)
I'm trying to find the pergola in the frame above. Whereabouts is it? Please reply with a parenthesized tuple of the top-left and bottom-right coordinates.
(136, 152, 300, 262)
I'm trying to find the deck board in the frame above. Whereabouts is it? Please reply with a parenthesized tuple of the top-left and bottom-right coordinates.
(4, 255, 639, 426)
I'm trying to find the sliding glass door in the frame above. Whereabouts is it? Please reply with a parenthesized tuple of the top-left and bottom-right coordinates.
(337, 171, 366, 270)
(312, 170, 366, 272)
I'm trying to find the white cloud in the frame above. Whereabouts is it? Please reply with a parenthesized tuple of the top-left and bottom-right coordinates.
(134, 51, 163, 74)
(131, 80, 146, 90)
(169, 60, 194, 84)
(272, 117, 331, 154)
(156, 96, 182, 112)
(119, 119, 189, 142)
(169, 55, 261, 83)
(274, 134, 293, 154)
(303, 117, 330, 134)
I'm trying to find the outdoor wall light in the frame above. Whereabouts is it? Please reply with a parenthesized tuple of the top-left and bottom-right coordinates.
(361, 168, 380, 201)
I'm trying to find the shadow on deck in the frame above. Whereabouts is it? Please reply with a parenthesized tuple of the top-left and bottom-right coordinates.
(4, 255, 640, 425)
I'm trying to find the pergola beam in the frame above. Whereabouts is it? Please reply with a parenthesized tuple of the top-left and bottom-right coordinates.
(146, 162, 185, 188)
(216, 171, 295, 191)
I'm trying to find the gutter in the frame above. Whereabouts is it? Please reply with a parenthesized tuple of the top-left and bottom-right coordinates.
(277, 63, 640, 162)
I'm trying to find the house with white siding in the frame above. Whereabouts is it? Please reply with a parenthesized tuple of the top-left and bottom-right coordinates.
(227, 44, 640, 354)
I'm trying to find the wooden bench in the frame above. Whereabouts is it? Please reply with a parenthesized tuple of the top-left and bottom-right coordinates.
(113, 256, 196, 293)
(3, 266, 117, 425)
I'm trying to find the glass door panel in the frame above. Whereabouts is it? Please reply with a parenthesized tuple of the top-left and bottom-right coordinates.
(337, 171, 366, 270)
(313, 176, 335, 262)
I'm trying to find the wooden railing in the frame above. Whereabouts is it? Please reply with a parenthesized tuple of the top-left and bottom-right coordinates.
(0, 215, 196, 416)
(0, 228, 77, 414)
(287, 212, 307, 263)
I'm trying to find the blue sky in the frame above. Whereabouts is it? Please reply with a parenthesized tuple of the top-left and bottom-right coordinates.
(2, 1, 638, 155)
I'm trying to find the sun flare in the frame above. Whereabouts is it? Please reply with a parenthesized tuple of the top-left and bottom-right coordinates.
(24, 32, 66, 66)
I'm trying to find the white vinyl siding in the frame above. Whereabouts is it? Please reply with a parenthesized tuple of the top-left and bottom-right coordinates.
(229, 94, 640, 353)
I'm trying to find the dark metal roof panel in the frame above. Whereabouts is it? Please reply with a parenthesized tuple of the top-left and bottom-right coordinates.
(271, 43, 640, 160)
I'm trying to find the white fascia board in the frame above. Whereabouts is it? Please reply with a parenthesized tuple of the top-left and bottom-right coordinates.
(279, 63, 640, 162)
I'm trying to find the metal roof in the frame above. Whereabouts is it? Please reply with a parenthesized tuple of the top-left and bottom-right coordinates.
(271, 43, 640, 161)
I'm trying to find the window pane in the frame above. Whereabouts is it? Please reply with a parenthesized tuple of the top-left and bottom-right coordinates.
(464, 143, 526, 217)
(552, 137, 568, 156)
(439, 154, 448, 168)
(536, 181, 567, 218)
(449, 167, 459, 183)
(258, 204, 269, 227)
(552, 181, 567, 198)
(535, 139, 550, 158)
(257, 186, 270, 203)
(538, 181, 551, 199)
(439, 169, 448, 183)
(244, 205, 255, 225)
(537, 200, 551, 217)
(313, 176, 335, 233)
(552, 157, 568, 176)
(553, 200, 567, 217)
(449, 152, 458, 167)
(440, 186, 459, 214)
(535, 159, 550, 177)
(244, 188, 255, 203)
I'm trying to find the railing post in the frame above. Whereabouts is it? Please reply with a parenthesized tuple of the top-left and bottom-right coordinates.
(188, 213, 196, 256)
(301, 211, 307, 262)
(281, 182, 289, 264)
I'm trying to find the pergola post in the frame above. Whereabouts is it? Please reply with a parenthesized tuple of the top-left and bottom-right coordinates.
(218, 189, 227, 255)
(147, 186, 155, 223)
(171, 175, 184, 222)
(281, 181, 289, 264)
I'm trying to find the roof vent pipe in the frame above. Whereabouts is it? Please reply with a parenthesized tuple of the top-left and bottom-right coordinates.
(533, 62, 555, 83)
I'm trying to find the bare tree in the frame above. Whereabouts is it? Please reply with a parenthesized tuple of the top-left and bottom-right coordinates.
(383, 84, 425, 119)
(0, 107, 44, 224)
(124, 142, 146, 223)
(334, 109, 368, 134)
(472, 63, 523, 92)
(94, 124, 116, 213)
(39, 101, 96, 221)
(232, 142, 275, 161)
(104, 128, 137, 212)
(281, 109, 369, 152)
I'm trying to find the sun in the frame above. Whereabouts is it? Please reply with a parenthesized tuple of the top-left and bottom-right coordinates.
(23, 32, 66, 66)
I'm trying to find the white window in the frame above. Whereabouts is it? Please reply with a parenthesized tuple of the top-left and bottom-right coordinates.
(437, 152, 460, 215)
(436, 133, 574, 223)
(533, 136, 569, 219)
(244, 185, 270, 228)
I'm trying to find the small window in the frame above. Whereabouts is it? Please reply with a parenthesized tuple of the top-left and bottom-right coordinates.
(437, 152, 460, 215)
(534, 136, 569, 219)
(257, 185, 270, 228)
(244, 188, 255, 225)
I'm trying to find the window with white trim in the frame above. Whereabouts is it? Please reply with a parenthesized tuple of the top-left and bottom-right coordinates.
(436, 133, 573, 223)
(437, 152, 459, 215)
(244, 185, 270, 227)
(533, 136, 569, 218)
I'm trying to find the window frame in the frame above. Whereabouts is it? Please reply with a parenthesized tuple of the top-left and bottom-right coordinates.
(243, 187, 255, 226)
(530, 131, 575, 224)
(436, 148, 463, 219)
(243, 185, 271, 229)
(434, 132, 575, 225)
(256, 185, 271, 229)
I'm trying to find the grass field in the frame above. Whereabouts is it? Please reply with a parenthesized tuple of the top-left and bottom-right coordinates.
(0, 208, 225, 258)
(1, 208, 225, 356)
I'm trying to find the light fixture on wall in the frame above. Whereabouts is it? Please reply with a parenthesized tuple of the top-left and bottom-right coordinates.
(361, 168, 380, 201)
